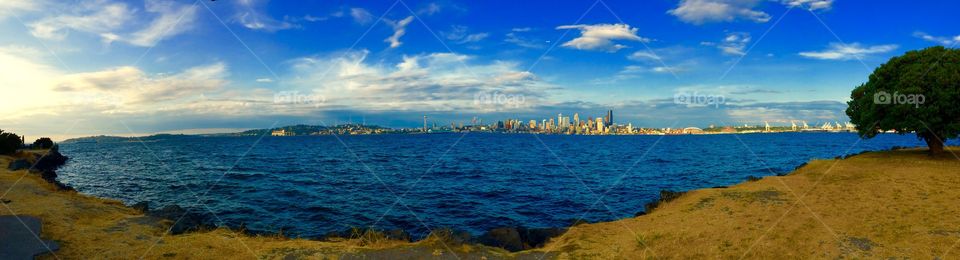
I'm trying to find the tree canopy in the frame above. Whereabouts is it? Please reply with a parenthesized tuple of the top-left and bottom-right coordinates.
(846, 46, 960, 155)
(0, 129, 23, 155)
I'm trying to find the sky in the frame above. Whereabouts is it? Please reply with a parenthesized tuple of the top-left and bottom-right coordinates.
(1, 0, 958, 139)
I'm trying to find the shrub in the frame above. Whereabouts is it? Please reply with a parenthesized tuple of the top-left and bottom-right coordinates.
(0, 129, 23, 155)
(33, 137, 54, 149)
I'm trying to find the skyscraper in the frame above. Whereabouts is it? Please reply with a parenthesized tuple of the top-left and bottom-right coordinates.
(605, 110, 613, 127)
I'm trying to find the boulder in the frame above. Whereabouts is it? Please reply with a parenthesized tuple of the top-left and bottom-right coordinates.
(6, 159, 30, 171)
(520, 227, 565, 248)
(131, 202, 149, 213)
(384, 229, 411, 242)
(644, 190, 686, 213)
(31, 150, 68, 173)
(478, 227, 524, 252)
(147, 205, 210, 234)
(477, 226, 567, 252)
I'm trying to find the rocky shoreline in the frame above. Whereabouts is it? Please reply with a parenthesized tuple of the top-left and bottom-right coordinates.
(7, 146, 72, 191)
(8, 148, 574, 252)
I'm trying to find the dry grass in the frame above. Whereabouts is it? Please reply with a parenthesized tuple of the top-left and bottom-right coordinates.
(3, 147, 959, 259)
(533, 147, 960, 259)
(0, 152, 509, 259)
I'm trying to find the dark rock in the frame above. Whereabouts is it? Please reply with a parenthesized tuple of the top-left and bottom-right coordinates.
(634, 211, 646, 217)
(644, 190, 687, 214)
(39, 170, 57, 183)
(477, 226, 566, 252)
(1, 199, 10, 204)
(31, 150, 68, 172)
(569, 218, 589, 226)
(711, 185, 729, 189)
(147, 205, 210, 234)
(478, 227, 524, 252)
(746, 175, 762, 182)
(384, 229, 410, 242)
(520, 227, 565, 248)
(6, 159, 30, 171)
(132, 202, 149, 213)
(37, 170, 73, 191)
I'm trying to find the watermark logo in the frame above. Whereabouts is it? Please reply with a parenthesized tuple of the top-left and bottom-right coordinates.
(674, 91, 725, 108)
(474, 91, 526, 108)
(274, 91, 326, 107)
(873, 90, 924, 108)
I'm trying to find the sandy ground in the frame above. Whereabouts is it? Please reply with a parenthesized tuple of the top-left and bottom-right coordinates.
(1, 147, 958, 259)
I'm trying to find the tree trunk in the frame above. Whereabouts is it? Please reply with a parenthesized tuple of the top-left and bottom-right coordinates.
(923, 132, 945, 156)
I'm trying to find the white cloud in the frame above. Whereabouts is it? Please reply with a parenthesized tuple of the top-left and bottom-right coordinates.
(350, 8, 373, 24)
(124, 0, 199, 47)
(782, 0, 833, 10)
(702, 32, 751, 55)
(56, 62, 229, 105)
(799, 43, 898, 60)
(256, 78, 275, 83)
(556, 23, 650, 52)
(628, 51, 662, 61)
(286, 50, 550, 111)
(913, 31, 960, 46)
(417, 3, 441, 15)
(303, 10, 344, 22)
(505, 32, 544, 49)
(443, 25, 488, 44)
(0, 46, 65, 116)
(512, 27, 533, 32)
(0, 0, 44, 19)
(235, 0, 295, 32)
(384, 16, 414, 48)
(28, 0, 133, 40)
(27, 0, 197, 47)
(718, 32, 751, 55)
(668, 0, 770, 25)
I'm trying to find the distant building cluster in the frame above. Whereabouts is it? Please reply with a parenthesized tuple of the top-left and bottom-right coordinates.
(420, 110, 858, 135)
(263, 110, 859, 136)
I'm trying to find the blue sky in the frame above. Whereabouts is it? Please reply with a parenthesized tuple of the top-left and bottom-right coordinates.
(1, 0, 958, 139)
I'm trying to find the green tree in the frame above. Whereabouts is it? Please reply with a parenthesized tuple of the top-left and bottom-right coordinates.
(0, 129, 23, 155)
(846, 46, 960, 156)
(33, 137, 54, 149)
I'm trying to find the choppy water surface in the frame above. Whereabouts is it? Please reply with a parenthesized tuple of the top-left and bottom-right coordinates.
(57, 133, 951, 237)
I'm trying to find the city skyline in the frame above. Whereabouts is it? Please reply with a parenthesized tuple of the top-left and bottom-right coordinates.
(2, 1, 958, 139)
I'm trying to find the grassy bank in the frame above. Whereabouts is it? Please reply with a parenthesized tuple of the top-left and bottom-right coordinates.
(535, 147, 960, 259)
(0, 151, 514, 259)
(2, 148, 959, 259)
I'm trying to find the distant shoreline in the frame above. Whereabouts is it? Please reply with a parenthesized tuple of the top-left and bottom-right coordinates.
(61, 128, 870, 144)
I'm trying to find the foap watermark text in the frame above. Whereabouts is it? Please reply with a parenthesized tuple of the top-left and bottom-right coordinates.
(674, 91, 726, 108)
(873, 90, 924, 108)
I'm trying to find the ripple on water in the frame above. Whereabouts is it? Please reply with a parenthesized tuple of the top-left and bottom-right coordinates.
(55, 133, 956, 238)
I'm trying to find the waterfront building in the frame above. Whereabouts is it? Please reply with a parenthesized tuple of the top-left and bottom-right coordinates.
(271, 129, 290, 136)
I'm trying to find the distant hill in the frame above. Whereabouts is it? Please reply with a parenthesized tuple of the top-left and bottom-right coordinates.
(62, 134, 193, 143)
(223, 124, 398, 136)
(62, 125, 401, 142)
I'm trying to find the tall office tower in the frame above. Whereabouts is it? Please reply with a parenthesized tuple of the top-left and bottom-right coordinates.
(605, 110, 613, 126)
(573, 113, 580, 127)
(423, 116, 428, 132)
(557, 113, 562, 128)
(529, 120, 537, 129)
